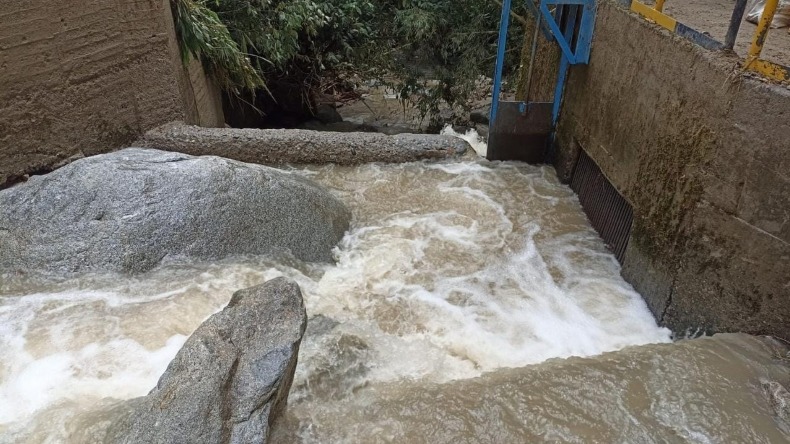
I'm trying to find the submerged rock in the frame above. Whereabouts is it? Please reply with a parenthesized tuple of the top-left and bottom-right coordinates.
(293, 317, 373, 403)
(0, 148, 350, 275)
(764, 380, 790, 424)
(136, 121, 468, 165)
(104, 277, 307, 444)
(271, 333, 790, 442)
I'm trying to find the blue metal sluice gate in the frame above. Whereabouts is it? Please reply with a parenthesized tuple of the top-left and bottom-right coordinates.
(487, 0, 596, 162)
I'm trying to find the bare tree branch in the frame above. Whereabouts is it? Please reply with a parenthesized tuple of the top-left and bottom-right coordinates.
(492, 0, 530, 27)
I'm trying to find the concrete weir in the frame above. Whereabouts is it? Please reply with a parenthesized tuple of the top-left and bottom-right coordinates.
(135, 122, 469, 165)
(552, 0, 790, 339)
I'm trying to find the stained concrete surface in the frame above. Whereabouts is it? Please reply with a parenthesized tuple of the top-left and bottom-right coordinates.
(0, 0, 224, 188)
(555, 0, 790, 339)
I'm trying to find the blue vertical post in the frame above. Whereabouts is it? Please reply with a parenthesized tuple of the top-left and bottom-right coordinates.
(552, 54, 570, 124)
(489, 0, 512, 124)
(552, 5, 578, 124)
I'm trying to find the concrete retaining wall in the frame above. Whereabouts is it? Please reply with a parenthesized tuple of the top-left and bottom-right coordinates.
(0, 0, 224, 187)
(554, 1, 790, 339)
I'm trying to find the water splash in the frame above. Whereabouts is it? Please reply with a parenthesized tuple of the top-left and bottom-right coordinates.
(441, 124, 488, 157)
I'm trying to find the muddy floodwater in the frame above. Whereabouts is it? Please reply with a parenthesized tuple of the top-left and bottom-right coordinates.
(1, 159, 788, 442)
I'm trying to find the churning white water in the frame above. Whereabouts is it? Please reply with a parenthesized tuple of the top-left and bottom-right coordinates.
(441, 124, 488, 156)
(0, 159, 673, 442)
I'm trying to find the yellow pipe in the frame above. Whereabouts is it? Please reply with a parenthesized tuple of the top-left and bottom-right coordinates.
(655, 0, 666, 12)
(747, 0, 778, 62)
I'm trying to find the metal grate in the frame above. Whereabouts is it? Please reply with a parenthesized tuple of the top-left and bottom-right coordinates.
(570, 149, 633, 263)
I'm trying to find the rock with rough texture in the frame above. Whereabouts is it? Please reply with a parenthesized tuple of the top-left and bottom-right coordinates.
(104, 277, 307, 444)
(314, 104, 343, 124)
(469, 107, 490, 125)
(764, 380, 790, 423)
(0, 148, 350, 275)
(135, 121, 468, 165)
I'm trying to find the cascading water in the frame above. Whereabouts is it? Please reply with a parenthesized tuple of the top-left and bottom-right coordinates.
(1, 156, 787, 443)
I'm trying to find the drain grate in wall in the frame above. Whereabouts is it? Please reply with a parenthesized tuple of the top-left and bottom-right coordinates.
(570, 148, 633, 263)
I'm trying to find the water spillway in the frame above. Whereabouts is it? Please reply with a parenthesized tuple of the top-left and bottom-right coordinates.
(1, 159, 787, 442)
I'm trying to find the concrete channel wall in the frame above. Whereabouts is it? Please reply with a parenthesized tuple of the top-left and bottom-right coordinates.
(554, 1, 789, 338)
(0, 0, 224, 188)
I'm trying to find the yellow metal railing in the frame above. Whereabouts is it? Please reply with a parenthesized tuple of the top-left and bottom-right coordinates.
(627, 0, 790, 82)
(748, 0, 778, 61)
(743, 0, 789, 81)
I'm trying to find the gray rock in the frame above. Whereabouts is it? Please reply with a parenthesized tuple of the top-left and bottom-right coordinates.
(104, 277, 307, 444)
(136, 121, 468, 165)
(299, 119, 419, 136)
(296, 119, 328, 131)
(470, 107, 490, 125)
(764, 380, 790, 423)
(305, 314, 341, 337)
(0, 148, 350, 275)
(314, 104, 343, 124)
(373, 123, 423, 136)
(291, 332, 371, 403)
(296, 120, 380, 134)
(322, 121, 380, 133)
(475, 123, 490, 139)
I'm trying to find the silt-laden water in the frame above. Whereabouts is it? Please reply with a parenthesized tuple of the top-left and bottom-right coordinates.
(1, 159, 787, 442)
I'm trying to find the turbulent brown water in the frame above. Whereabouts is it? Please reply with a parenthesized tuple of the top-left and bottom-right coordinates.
(1, 158, 788, 443)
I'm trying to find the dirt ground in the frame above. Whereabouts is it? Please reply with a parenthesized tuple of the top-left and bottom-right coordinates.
(642, 0, 790, 67)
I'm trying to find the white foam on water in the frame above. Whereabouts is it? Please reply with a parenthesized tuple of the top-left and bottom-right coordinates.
(0, 160, 671, 442)
(441, 124, 488, 156)
(307, 215, 666, 380)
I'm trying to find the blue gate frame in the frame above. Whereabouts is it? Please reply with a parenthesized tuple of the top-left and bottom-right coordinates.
(490, 0, 597, 129)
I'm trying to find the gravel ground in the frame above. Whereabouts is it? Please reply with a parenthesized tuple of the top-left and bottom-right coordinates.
(643, 0, 790, 67)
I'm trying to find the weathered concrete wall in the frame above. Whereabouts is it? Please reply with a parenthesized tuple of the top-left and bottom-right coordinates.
(180, 57, 226, 128)
(555, 1, 790, 339)
(515, 15, 562, 103)
(0, 0, 224, 188)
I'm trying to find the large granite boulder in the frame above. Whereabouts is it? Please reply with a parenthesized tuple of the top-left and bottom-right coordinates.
(104, 277, 307, 444)
(0, 148, 350, 275)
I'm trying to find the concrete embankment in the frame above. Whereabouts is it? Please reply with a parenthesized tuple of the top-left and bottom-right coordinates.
(0, 0, 224, 189)
(552, 0, 790, 339)
(136, 122, 469, 165)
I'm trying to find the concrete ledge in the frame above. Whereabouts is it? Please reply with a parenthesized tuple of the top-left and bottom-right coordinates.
(135, 122, 469, 165)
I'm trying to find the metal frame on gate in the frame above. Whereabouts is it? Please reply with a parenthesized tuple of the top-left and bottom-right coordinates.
(490, 0, 597, 132)
(540, 0, 596, 64)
